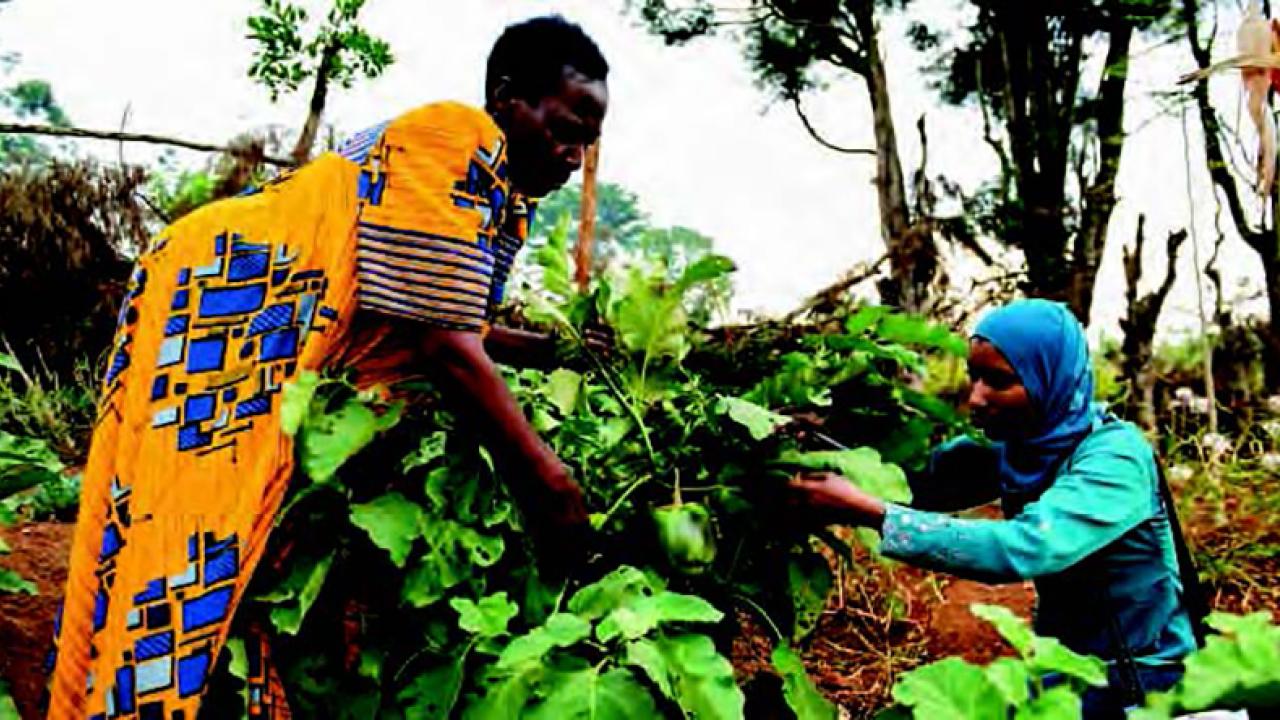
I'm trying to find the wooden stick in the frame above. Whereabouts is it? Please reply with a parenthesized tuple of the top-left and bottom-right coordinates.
(575, 140, 601, 292)
(0, 122, 294, 167)
(1177, 53, 1280, 84)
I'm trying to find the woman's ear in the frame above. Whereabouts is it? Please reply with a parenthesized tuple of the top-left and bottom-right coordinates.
(488, 75, 515, 115)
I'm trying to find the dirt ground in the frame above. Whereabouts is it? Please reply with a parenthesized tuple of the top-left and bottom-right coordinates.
(0, 522, 72, 719)
(0, 520, 1039, 720)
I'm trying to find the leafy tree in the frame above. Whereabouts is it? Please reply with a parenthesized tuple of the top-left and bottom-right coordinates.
(247, 0, 393, 164)
(631, 0, 981, 314)
(915, 0, 1175, 322)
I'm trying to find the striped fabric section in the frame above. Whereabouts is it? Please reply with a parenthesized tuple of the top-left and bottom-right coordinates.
(337, 121, 390, 164)
(356, 221, 494, 330)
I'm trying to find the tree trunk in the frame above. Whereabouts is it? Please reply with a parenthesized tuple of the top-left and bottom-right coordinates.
(853, 4, 922, 313)
(576, 141, 601, 292)
(1071, 18, 1133, 323)
(291, 42, 338, 166)
(1120, 215, 1185, 430)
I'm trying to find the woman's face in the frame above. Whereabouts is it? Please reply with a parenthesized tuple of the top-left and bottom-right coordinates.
(966, 338, 1036, 441)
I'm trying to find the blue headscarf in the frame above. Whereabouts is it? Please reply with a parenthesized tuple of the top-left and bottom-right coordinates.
(973, 299, 1102, 499)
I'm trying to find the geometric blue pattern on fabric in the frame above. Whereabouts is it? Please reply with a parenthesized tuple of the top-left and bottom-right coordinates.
(156, 336, 185, 369)
(164, 316, 189, 337)
(93, 587, 109, 631)
(228, 252, 270, 281)
(99, 523, 123, 561)
(171, 289, 189, 311)
(198, 284, 267, 318)
(177, 268, 191, 286)
(338, 120, 387, 165)
(194, 257, 224, 279)
(150, 375, 169, 401)
(319, 306, 338, 320)
(147, 233, 339, 457)
(203, 546, 238, 586)
(181, 585, 234, 632)
(248, 303, 294, 336)
(114, 665, 136, 714)
(134, 631, 173, 662)
(259, 328, 299, 361)
(204, 533, 235, 557)
(152, 406, 179, 429)
(135, 656, 173, 695)
(188, 534, 198, 561)
(183, 393, 215, 423)
(106, 349, 130, 386)
(133, 578, 166, 605)
(231, 239, 269, 254)
(234, 396, 270, 419)
(145, 603, 171, 630)
(186, 336, 226, 374)
(177, 424, 211, 451)
(177, 651, 211, 698)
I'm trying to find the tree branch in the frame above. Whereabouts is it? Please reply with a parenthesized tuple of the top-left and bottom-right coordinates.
(783, 253, 889, 323)
(789, 98, 876, 155)
(0, 123, 294, 167)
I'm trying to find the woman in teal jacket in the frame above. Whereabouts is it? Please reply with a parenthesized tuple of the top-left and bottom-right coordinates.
(790, 299, 1195, 718)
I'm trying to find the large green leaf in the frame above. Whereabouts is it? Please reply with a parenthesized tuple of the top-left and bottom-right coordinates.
(1027, 636, 1107, 688)
(715, 396, 788, 440)
(299, 397, 402, 483)
(350, 492, 425, 568)
(496, 613, 593, 670)
(1164, 611, 1280, 712)
(970, 604, 1034, 656)
(788, 549, 834, 642)
(264, 551, 334, 635)
(399, 649, 469, 720)
(1013, 686, 1081, 720)
(984, 658, 1031, 708)
(673, 254, 735, 292)
(0, 430, 64, 499)
(568, 566, 662, 621)
(452, 593, 519, 638)
(546, 369, 583, 416)
(403, 431, 448, 473)
(772, 645, 837, 720)
(776, 448, 912, 503)
(526, 666, 661, 720)
(281, 371, 321, 437)
(0, 679, 20, 720)
(624, 634, 744, 720)
(595, 591, 723, 643)
(874, 313, 968, 356)
(891, 657, 1007, 719)
(972, 604, 1105, 687)
(0, 567, 36, 596)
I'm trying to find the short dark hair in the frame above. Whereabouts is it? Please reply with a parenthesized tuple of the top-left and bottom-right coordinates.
(486, 15, 609, 104)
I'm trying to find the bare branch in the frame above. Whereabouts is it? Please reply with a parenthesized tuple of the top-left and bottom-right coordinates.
(789, 98, 876, 156)
(783, 253, 890, 323)
(0, 123, 294, 167)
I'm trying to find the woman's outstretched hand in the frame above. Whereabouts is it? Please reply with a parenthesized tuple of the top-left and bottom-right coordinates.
(786, 472, 888, 530)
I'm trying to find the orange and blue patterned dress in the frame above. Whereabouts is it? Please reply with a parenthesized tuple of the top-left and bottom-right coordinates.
(46, 102, 532, 719)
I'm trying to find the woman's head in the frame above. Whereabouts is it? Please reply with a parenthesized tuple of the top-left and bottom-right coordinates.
(967, 299, 1095, 443)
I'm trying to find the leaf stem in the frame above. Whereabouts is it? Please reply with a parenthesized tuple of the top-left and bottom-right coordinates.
(734, 592, 784, 643)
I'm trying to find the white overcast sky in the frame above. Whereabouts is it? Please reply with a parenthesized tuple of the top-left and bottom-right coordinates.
(0, 0, 1270, 342)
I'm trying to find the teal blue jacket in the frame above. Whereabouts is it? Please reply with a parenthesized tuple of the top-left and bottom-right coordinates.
(880, 416, 1196, 667)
